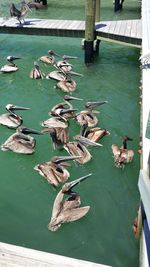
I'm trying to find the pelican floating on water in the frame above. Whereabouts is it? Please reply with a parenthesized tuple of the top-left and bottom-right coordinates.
(48, 173, 92, 231)
(0, 56, 21, 73)
(41, 115, 69, 150)
(64, 135, 102, 164)
(80, 120, 110, 143)
(0, 104, 30, 129)
(40, 50, 61, 65)
(34, 155, 81, 187)
(1, 126, 42, 154)
(112, 136, 134, 168)
(51, 71, 83, 93)
(41, 116, 68, 129)
(55, 54, 77, 73)
(10, 2, 30, 24)
(41, 126, 69, 150)
(50, 95, 82, 119)
(30, 62, 45, 79)
(75, 101, 108, 127)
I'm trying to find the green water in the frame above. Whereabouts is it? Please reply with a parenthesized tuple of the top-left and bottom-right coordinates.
(0, 1, 141, 266)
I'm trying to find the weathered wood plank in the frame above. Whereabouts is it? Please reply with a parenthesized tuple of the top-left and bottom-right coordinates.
(0, 242, 111, 267)
(0, 17, 142, 45)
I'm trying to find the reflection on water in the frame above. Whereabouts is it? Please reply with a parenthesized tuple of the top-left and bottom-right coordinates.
(0, 1, 141, 267)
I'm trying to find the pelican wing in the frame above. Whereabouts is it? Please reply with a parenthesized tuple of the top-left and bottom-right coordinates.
(0, 65, 18, 73)
(64, 142, 92, 164)
(48, 206, 90, 231)
(76, 111, 98, 127)
(1, 133, 35, 154)
(40, 56, 55, 64)
(126, 150, 134, 162)
(41, 118, 67, 128)
(111, 144, 120, 157)
(0, 114, 20, 128)
(56, 80, 77, 93)
(34, 162, 69, 187)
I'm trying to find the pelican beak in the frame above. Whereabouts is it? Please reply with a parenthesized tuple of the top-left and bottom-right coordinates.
(60, 108, 78, 115)
(68, 71, 83, 77)
(85, 101, 108, 109)
(62, 173, 92, 193)
(62, 55, 78, 60)
(64, 95, 83, 101)
(75, 135, 102, 147)
(22, 127, 43, 135)
(53, 155, 82, 164)
(11, 105, 30, 111)
(41, 128, 53, 133)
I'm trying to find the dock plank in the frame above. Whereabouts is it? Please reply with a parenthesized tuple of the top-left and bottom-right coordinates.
(0, 17, 142, 46)
(0, 242, 111, 267)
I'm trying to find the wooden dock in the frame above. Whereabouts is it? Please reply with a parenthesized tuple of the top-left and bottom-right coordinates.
(0, 242, 111, 267)
(0, 17, 142, 47)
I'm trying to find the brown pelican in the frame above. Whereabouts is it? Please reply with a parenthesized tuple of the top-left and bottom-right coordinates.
(41, 115, 69, 128)
(64, 135, 102, 164)
(10, 2, 30, 24)
(50, 95, 82, 119)
(48, 173, 92, 231)
(75, 101, 108, 127)
(112, 136, 134, 168)
(34, 155, 81, 187)
(56, 55, 77, 72)
(80, 120, 110, 143)
(0, 56, 21, 73)
(41, 126, 69, 150)
(27, 0, 48, 10)
(30, 62, 45, 79)
(48, 70, 83, 93)
(46, 70, 83, 81)
(55, 55, 77, 73)
(55, 76, 77, 93)
(0, 104, 30, 129)
(1, 126, 42, 154)
(39, 50, 61, 65)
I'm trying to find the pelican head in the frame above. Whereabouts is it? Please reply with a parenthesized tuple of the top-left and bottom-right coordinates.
(122, 136, 133, 149)
(17, 126, 42, 135)
(85, 101, 108, 110)
(7, 56, 21, 64)
(62, 173, 92, 194)
(64, 95, 83, 102)
(123, 136, 133, 142)
(48, 50, 61, 58)
(6, 104, 30, 113)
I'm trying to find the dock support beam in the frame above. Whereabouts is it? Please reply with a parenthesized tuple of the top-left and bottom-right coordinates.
(114, 0, 124, 12)
(84, 0, 97, 64)
(95, 0, 100, 22)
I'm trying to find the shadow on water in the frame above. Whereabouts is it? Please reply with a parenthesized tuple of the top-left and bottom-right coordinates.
(0, 1, 141, 267)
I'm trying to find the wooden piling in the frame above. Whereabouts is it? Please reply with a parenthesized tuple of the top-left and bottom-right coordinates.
(114, 0, 124, 12)
(95, 0, 100, 22)
(84, 0, 96, 64)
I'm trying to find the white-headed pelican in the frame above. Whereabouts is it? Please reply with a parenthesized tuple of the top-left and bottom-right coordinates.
(1, 126, 42, 154)
(0, 104, 30, 129)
